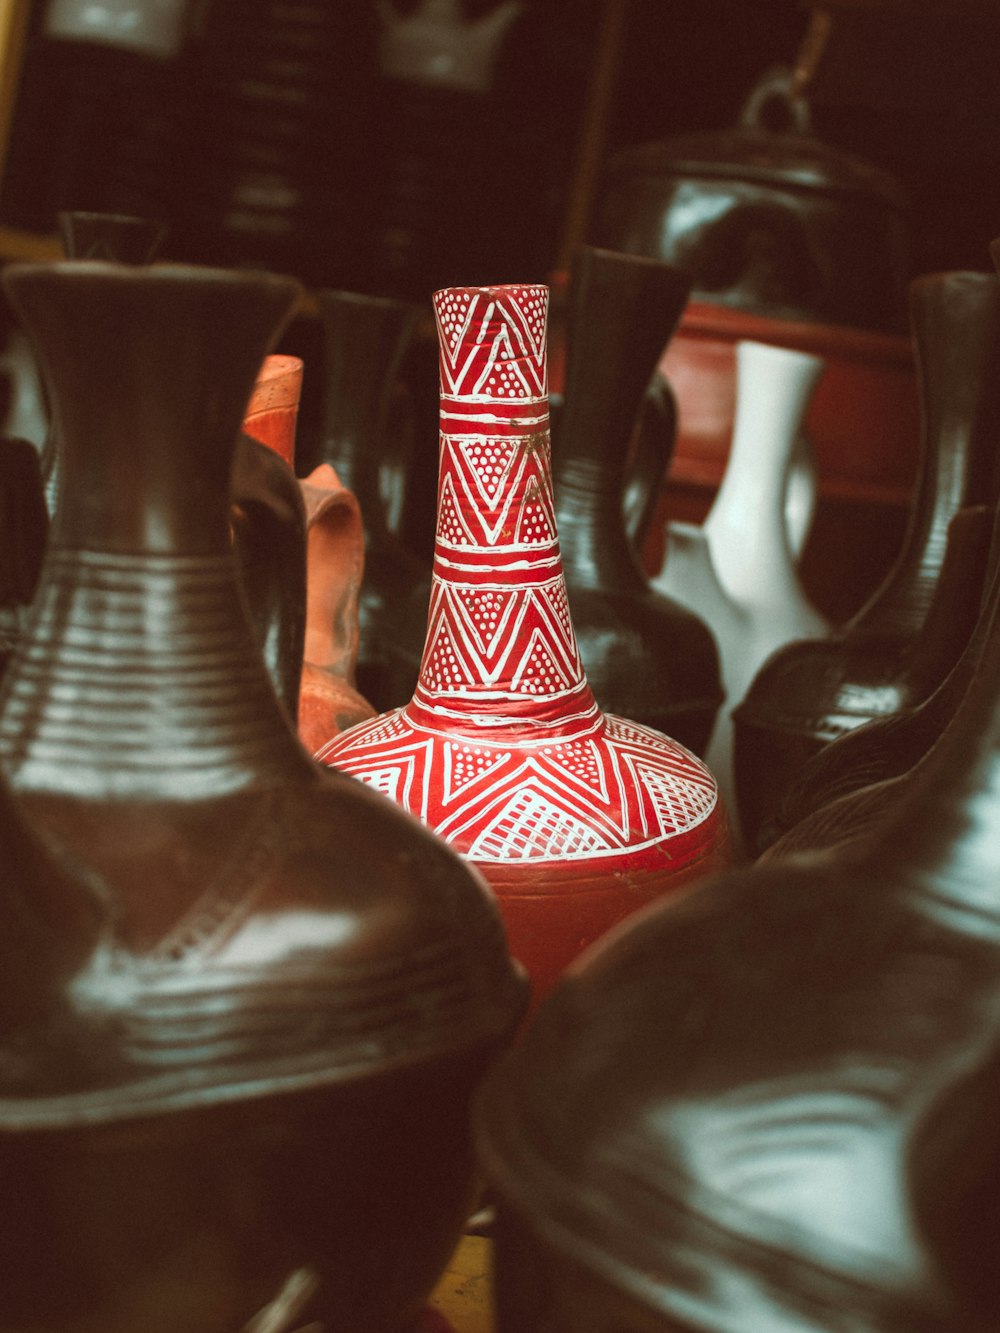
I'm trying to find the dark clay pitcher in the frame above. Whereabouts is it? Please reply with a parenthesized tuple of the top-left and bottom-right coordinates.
(0, 260, 526, 1333)
(733, 270, 1000, 851)
(310, 287, 431, 712)
(763, 503, 997, 848)
(552, 245, 722, 757)
(475, 482, 1000, 1333)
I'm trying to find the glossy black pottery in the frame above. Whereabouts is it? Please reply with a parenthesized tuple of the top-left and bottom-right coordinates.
(0, 260, 527, 1333)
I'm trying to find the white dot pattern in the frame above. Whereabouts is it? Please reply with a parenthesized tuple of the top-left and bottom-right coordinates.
(435, 290, 475, 352)
(465, 588, 510, 638)
(447, 742, 502, 787)
(516, 478, 555, 544)
(547, 739, 602, 787)
(548, 583, 573, 638)
(436, 486, 468, 544)
(467, 439, 513, 499)
(422, 634, 468, 691)
(511, 286, 548, 349)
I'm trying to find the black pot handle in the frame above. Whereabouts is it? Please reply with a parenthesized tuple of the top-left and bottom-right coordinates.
(738, 65, 812, 136)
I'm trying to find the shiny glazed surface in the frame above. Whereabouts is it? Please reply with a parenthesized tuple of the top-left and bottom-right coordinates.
(0, 261, 527, 1332)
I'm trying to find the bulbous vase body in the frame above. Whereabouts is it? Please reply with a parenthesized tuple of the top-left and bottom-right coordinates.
(320, 284, 732, 1003)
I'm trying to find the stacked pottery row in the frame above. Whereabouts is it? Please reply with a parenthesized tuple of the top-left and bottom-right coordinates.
(0, 236, 742, 1329)
(7, 216, 999, 1331)
(470, 239, 1000, 1331)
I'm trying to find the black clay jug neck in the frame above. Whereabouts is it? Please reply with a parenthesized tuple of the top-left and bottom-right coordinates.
(57, 211, 166, 265)
(852, 271, 1000, 641)
(0, 262, 310, 799)
(41, 213, 167, 515)
(553, 247, 690, 589)
(314, 288, 420, 546)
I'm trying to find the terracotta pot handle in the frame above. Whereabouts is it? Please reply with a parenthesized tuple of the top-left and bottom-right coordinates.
(297, 464, 375, 750)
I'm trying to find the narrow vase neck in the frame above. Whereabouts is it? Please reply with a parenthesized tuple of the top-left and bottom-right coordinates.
(0, 262, 310, 797)
(315, 289, 418, 539)
(553, 248, 690, 586)
(703, 340, 822, 596)
(407, 285, 599, 739)
(855, 272, 1000, 636)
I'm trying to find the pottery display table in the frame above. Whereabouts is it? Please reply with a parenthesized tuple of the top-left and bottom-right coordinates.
(423, 1237, 493, 1333)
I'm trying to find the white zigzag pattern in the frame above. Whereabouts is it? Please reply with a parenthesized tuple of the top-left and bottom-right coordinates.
(328, 723, 716, 861)
(469, 788, 610, 860)
(420, 582, 581, 693)
(437, 585, 521, 660)
(435, 290, 546, 397)
(437, 442, 533, 546)
(434, 752, 632, 849)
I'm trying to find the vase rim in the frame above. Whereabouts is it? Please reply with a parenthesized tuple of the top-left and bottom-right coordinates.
(434, 281, 548, 300)
(5, 259, 305, 300)
(316, 286, 417, 312)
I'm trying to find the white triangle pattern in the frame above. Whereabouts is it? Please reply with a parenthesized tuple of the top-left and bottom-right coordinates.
(441, 741, 510, 802)
(511, 625, 578, 695)
(634, 759, 718, 836)
(469, 787, 612, 860)
(513, 471, 557, 545)
(462, 437, 517, 505)
(434, 288, 547, 397)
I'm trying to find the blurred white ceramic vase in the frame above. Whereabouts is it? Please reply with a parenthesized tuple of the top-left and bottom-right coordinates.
(654, 338, 830, 843)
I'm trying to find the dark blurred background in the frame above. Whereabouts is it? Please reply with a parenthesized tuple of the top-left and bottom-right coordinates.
(5, 0, 1000, 297)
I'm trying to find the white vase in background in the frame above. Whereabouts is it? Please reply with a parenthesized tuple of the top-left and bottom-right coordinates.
(654, 339, 831, 846)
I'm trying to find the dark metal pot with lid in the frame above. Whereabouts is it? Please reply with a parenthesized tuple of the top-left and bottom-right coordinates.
(591, 67, 910, 332)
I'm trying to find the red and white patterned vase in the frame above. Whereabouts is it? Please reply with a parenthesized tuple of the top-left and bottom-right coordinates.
(318, 284, 733, 1001)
